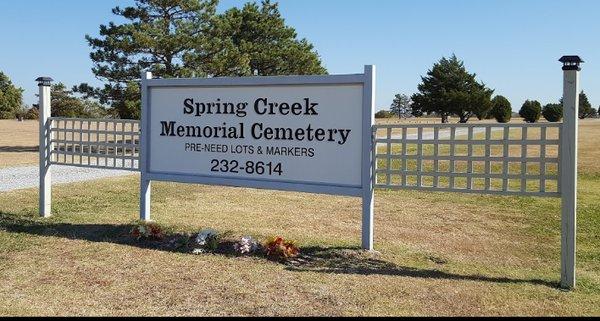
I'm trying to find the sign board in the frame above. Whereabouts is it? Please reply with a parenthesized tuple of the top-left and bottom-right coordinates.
(140, 66, 375, 197)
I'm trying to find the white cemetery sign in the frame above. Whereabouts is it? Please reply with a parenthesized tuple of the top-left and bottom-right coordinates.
(139, 66, 376, 250)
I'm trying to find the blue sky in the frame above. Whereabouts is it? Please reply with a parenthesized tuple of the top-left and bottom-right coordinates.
(1, 0, 598, 111)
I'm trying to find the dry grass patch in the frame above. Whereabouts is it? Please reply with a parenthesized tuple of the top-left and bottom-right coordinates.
(0, 174, 599, 316)
(578, 120, 600, 174)
(0, 120, 38, 168)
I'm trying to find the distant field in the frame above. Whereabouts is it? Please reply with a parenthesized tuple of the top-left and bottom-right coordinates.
(0, 120, 38, 168)
(374, 116, 535, 125)
(0, 118, 599, 316)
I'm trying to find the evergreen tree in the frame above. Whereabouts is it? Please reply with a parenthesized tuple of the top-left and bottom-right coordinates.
(0, 71, 24, 119)
(25, 107, 39, 120)
(411, 55, 493, 123)
(186, 0, 326, 76)
(542, 103, 563, 122)
(75, 0, 218, 119)
(51, 83, 91, 118)
(490, 95, 512, 123)
(519, 100, 542, 123)
(389, 94, 413, 118)
(82, 100, 109, 119)
(578, 91, 594, 119)
(77, 0, 326, 119)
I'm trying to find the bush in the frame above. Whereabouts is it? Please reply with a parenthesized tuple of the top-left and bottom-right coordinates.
(542, 103, 563, 122)
(375, 110, 393, 118)
(24, 107, 39, 120)
(490, 95, 512, 123)
(519, 100, 542, 123)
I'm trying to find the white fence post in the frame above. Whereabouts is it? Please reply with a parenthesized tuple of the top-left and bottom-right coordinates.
(37, 77, 53, 218)
(139, 71, 152, 221)
(559, 55, 582, 289)
(362, 65, 375, 251)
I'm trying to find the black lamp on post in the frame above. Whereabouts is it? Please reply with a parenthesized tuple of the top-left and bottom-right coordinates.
(559, 55, 584, 71)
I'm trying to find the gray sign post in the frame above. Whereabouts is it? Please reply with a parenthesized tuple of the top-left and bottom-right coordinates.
(139, 71, 153, 222)
(36, 76, 53, 218)
(559, 55, 583, 289)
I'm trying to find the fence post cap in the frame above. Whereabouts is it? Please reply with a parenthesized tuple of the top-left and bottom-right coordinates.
(559, 56, 584, 71)
(36, 77, 54, 86)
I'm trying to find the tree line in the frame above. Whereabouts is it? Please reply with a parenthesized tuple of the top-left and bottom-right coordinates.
(0, 72, 120, 120)
(376, 55, 599, 123)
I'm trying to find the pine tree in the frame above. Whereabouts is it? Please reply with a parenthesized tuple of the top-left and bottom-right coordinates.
(76, 0, 326, 119)
(578, 91, 594, 119)
(51, 83, 87, 118)
(411, 55, 493, 123)
(186, 0, 326, 77)
(389, 94, 413, 118)
(75, 0, 218, 119)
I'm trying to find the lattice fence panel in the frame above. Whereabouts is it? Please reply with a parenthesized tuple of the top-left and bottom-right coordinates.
(49, 117, 140, 171)
(374, 123, 561, 197)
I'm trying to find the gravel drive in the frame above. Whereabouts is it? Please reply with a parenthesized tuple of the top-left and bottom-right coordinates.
(0, 165, 136, 192)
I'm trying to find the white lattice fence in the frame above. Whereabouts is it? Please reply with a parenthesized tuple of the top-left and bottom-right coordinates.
(49, 117, 140, 171)
(374, 123, 562, 197)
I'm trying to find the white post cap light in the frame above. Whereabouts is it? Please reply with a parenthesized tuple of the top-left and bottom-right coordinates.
(559, 55, 583, 71)
(36, 77, 54, 86)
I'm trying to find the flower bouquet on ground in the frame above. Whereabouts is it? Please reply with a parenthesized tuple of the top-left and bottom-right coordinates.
(264, 236, 299, 261)
(192, 228, 231, 254)
(130, 222, 165, 241)
(233, 236, 261, 255)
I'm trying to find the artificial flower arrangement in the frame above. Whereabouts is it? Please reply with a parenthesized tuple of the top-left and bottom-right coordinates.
(193, 228, 227, 254)
(233, 236, 261, 255)
(130, 222, 164, 240)
(264, 236, 300, 260)
(192, 232, 298, 259)
(130, 222, 300, 260)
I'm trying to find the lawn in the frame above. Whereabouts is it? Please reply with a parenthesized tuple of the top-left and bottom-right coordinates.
(0, 119, 599, 316)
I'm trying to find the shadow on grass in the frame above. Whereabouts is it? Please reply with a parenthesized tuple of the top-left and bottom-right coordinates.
(0, 212, 557, 289)
(0, 146, 38, 153)
(0, 212, 253, 255)
(286, 247, 557, 288)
